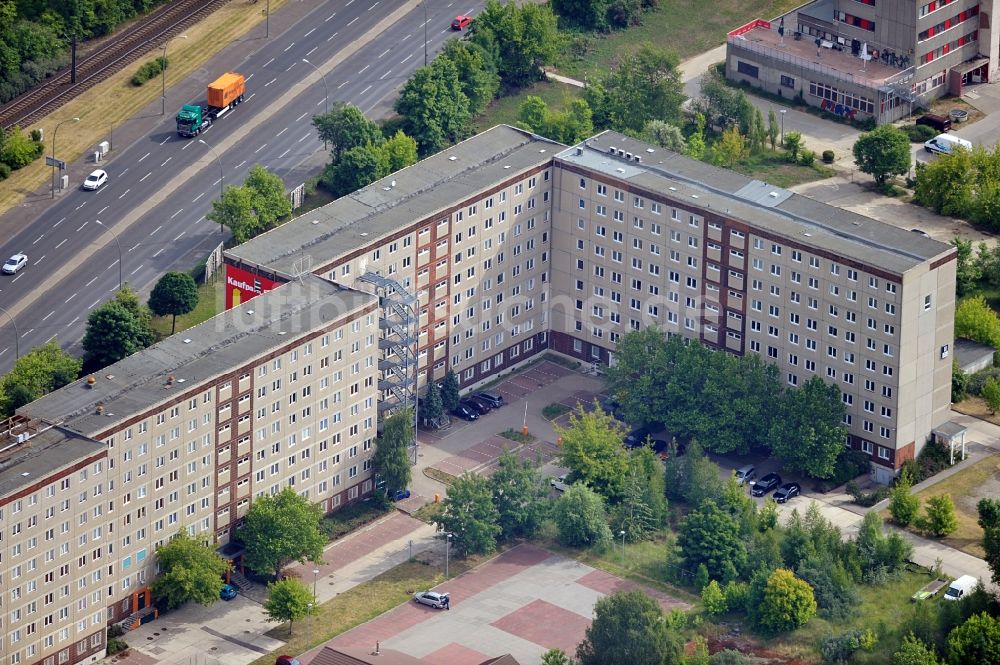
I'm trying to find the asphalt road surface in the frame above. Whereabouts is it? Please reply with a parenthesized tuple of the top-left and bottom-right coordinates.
(0, 0, 483, 372)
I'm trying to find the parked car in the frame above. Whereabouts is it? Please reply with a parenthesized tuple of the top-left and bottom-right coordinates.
(734, 464, 756, 486)
(773, 482, 801, 503)
(475, 390, 504, 408)
(451, 403, 479, 421)
(623, 425, 655, 449)
(2, 253, 28, 274)
(944, 575, 977, 601)
(220, 583, 238, 600)
(751, 472, 782, 497)
(414, 590, 450, 609)
(650, 439, 670, 458)
(82, 169, 108, 191)
(275, 657, 301, 665)
(393, 488, 411, 501)
(599, 397, 626, 421)
(451, 15, 472, 30)
(550, 474, 569, 492)
(463, 396, 492, 414)
(916, 113, 952, 132)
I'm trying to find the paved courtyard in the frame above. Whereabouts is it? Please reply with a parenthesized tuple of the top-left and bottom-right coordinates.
(300, 544, 690, 665)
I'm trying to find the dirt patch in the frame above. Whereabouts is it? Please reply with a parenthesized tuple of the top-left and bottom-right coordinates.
(925, 96, 985, 127)
(953, 396, 1000, 426)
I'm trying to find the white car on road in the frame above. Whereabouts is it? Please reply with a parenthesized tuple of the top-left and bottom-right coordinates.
(2, 253, 28, 274)
(82, 169, 108, 191)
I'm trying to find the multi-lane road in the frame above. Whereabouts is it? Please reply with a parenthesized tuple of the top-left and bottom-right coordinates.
(0, 0, 481, 372)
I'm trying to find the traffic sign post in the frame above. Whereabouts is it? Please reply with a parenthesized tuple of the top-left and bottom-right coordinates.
(45, 156, 66, 170)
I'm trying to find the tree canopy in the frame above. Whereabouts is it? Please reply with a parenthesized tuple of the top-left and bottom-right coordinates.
(552, 482, 613, 548)
(576, 590, 684, 665)
(978, 498, 1000, 585)
(490, 450, 548, 541)
(395, 57, 472, 156)
(678, 499, 747, 583)
(946, 612, 1000, 665)
(150, 531, 229, 609)
(751, 568, 817, 635)
(955, 295, 1000, 350)
(555, 403, 629, 500)
(768, 376, 848, 479)
(585, 44, 684, 133)
(82, 286, 155, 370)
(206, 165, 291, 242)
(312, 104, 384, 161)
(853, 124, 912, 186)
(470, 0, 559, 90)
(148, 272, 199, 334)
(438, 472, 501, 556)
(263, 578, 317, 633)
(0, 340, 80, 416)
(372, 408, 413, 498)
(239, 487, 326, 578)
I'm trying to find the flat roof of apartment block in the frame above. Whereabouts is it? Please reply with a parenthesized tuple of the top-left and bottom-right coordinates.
(0, 425, 104, 498)
(19, 275, 374, 436)
(561, 131, 953, 274)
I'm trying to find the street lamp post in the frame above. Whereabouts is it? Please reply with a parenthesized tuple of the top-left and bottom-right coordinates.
(619, 530, 626, 568)
(423, 0, 428, 66)
(197, 139, 225, 234)
(312, 568, 320, 602)
(161, 35, 188, 116)
(445, 533, 452, 579)
(779, 109, 787, 146)
(94, 220, 123, 291)
(0, 305, 19, 360)
(51, 117, 80, 198)
(302, 59, 330, 150)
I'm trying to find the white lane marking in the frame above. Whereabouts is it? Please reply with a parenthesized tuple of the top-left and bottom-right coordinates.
(400, 53, 413, 64)
(265, 77, 277, 87)
(325, 12, 336, 21)
(130, 266, 143, 276)
(193, 192, 204, 202)
(401, 33, 411, 41)
(346, 0, 354, 5)
(12, 273, 22, 283)
(88, 299, 101, 310)
(85, 275, 100, 287)
(68, 316, 80, 326)
(153, 248, 165, 257)
(327, 31, 338, 42)
(54, 217, 66, 227)
(195, 216, 205, 224)
(283, 42, 295, 53)
(75, 202, 86, 210)
(0, 347, 7, 357)
(159, 137, 169, 145)
(47, 334, 57, 343)
(348, 16, 359, 26)
(279, 149, 290, 158)
(118, 189, 130, 199)
(119, 168, 129, 176)
(76, 222, 88, 232)
(264, 57, 275, 67)
(306, 46, 317, 56)
(304, 28, 316, 38)
(55, 239, 67, 249)
(34, 255, 45, 265)
(138, 152, 150, 162)
(276, 127, 288, 137)
(298, 133, 311, 143)
(129, 243, 141, 251)
(296, 112, 308, 121)
(65, 293, 77, 304)
(236, 160, 247, 169)
(368, 1, 379, 8)
(173, 231, 186, 241)
(378, 48, 390, 58)
(161, 157, 171, 167)
(246, 92, 256, 101)
(337, 80, 349, 89)
(181, 141, 192, 150)
(286, 62, 297, 72)
(32, 235, 43, 245)
(98, 206, 108, 215)
(359, 64, 370, 74)
(151, 225, 162, 236)
(169, 209, 183, 220)
(360, 84, 372, 95)
(212, 178, 221, 187)
(316, 99, 324, 106)
(380, 69, 392, 80)
(23, 328, 33, 335)
(140, 172, 152, 182)
(41, 311, 54, 321)
(254, 144, 267, 153)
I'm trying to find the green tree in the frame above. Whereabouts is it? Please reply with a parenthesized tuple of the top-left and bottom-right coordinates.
(946, 612, 1000, 665)
(922, 494, 958, 537)
(148, 272, 199, 334)
(490, 449, 548, 541)
(590, 44, 684, 133)
(206, 184, 256, 242)
(440, 40, 500, 115)
(796, 552, 859, 621)
(983, 377, 1000, 415)
(952, 238, 982, 296)
(889, 477, 921, 527)
(576, 590, 684, 665)
(955, 296, 1000, 350)
(711, 126, 748, 168)
(395, 57, 472, 155)
(150, 531, 230, 609)
(768, 376, 847, 479)
(379, 130, 419, 173)
(0, 340, 80, 416)
(644, 120, 686, 152)
(749, 108, 766, 154)
(678, 499, 746, 583)
(439, 472, 501, 556)
(82, 288, 155, 370)
(471, 0, 559, 89)
(702, 579, 727, 615)
(372, 408, 413, 498)
(551, 0, 612, 30)
(767, 108, 779, 151)
(312, 104, 384, 160)
(686, 113, 707, 160)
(421, 380, 444, 426)
(614, 463, 658, 543)
(853, 124, 912, 187)
(552, 483, 613, 548)
(977, 498, 1000, 585)
(752, 568, 817, 635)
(784, 131, 802, 160)
(541, 649, 575, 665)
(0, 125, 41, 168)
(321, 143, 381, 197)
(700, 67, 753, 133)
(894, 634, 941, 665)
(440, 369, 460, 412)
(913, 148, 974, 217)
(555, 403, 630, 501)
(244, 165, 292, 230)
(518, 95, 548, 132)
(855, 511, 912, 583)
(263, 578, 317, 634)
(239, 487, 326, 578)
(952, 359, 969, 403)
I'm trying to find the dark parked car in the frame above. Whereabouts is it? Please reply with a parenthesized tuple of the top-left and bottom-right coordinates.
(916, 113, 952, 132)
(276, 657, 301, 665)
(773, 482, 801, 503)
(220, 583, 237, 600)
(599, 397, 626, 421)
(751, 473, 782, 497)
(452, 404, 479, 421)
(394, 488, 412, 501)
(623, 425, 655, 449)
(475, 390, 504, 408)
(465, 396, 493, 413)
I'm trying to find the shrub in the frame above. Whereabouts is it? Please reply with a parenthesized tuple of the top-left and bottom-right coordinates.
(889, 481, 920, 527)
(131, 56, 169, 86)
(319, 500, 392, 540)
(828, 449, 870, 486)
(0, 163, 10, 180)
(799, 149, 816, 166)
(901, 124, 938, 142)
(702, 579, 727, 615)
(847, 481, 891, 507)
(29, 128, 42, 142)
(724, 579, 749, 610)
(821, 630, 862, 663)
(822, 149, 835, 163)
(107, 638, 129, 655)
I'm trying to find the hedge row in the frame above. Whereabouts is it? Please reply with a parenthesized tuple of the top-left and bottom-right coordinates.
(131, 56, 168, 87)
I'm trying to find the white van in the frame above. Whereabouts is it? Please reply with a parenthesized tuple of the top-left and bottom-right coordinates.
(943, 575, 978, 601)
(924, 133, 973, 155)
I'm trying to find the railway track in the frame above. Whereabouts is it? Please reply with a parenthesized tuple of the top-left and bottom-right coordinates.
(0, 0, 232, 132)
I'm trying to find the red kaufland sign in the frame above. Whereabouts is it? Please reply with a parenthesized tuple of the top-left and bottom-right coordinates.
(225, 264, 281, 309)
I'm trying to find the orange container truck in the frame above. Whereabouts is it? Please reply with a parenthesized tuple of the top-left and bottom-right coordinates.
(176, 72, 246, 138)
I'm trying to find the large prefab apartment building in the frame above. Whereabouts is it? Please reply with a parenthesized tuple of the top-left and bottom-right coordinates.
(0, 125, 954, 665)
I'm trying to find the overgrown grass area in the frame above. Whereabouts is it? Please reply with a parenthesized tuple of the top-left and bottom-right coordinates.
(149, 280, 223, 338)
(553, 0, 803, 81)
(474, 80, 582, 132)
(953, 395, 1000, 427)
(500, 428, 536, 444)
(319, 499, 393, 541)
(423, 467, 456, 486)
(730, 150, 836, 188)
(247, 558, 479, 665)
(542, 403, 571, 420)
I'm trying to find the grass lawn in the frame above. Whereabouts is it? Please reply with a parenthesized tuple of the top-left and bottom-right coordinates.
(553, 0, 804, 82)
(953, 395, 1000, 428)
(474, 80, 582, 132)
(149, 280, 223, 339)
(247, 557, 478, 665)
(732, 150, 836, 188)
